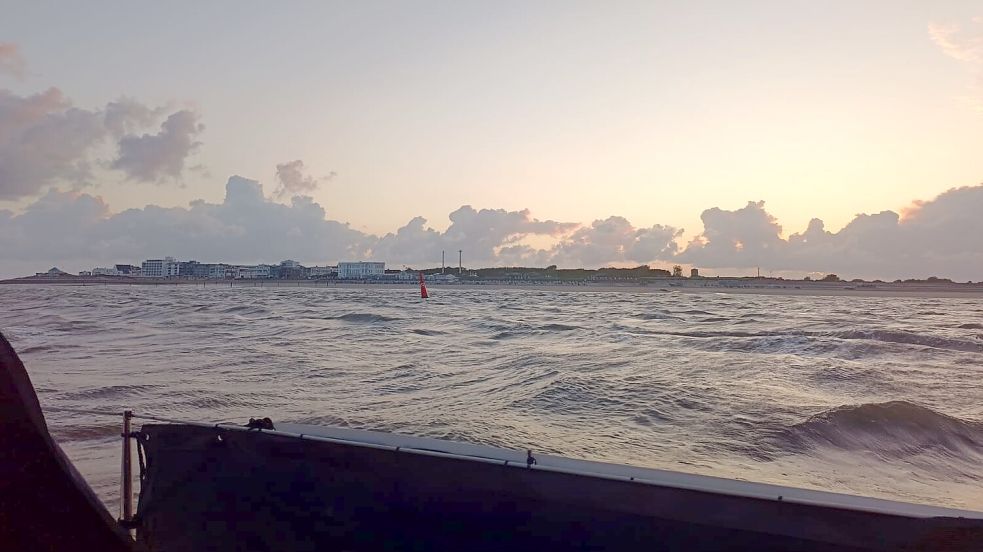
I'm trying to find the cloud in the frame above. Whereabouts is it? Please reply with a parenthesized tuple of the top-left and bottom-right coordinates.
(929, 17, 983, 109)
(274, 159, 333, 198)
(679, 201, 786, 268)
(2, 172, 982, 281)
(0, 176, 370, 272)
(0, 88, 106, 200)
(373, 206, 577, 267)
(680, 186, 983, 280)
(549, 216, 681, 267)
(111, 109, 204, 182)
(929, 19, 983, 63)
(0, 173, 586, 275)
(103, 97, 163, 135)
(0, 85, 203, 200)
(0, 43, 26, 79)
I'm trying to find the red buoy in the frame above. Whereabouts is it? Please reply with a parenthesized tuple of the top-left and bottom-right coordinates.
(419, 272, 429, 299)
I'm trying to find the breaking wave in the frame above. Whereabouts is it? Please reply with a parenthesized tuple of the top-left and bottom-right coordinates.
(778, 401, 983, 459)
(831, 330, 983, 353)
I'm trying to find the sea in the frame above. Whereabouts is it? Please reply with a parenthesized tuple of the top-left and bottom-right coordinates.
(2, 283, 982, 514)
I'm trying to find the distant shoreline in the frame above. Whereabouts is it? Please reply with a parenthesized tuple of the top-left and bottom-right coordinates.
(3, 276, 982, 299)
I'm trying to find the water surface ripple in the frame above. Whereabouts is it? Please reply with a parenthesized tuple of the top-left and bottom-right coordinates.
(1, 285, 982, 510)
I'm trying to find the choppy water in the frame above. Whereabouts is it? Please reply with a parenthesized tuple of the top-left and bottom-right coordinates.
(2, 284, 983, 512)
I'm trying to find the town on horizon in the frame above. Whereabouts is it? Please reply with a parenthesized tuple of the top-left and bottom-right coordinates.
(8, 256, 979, 287)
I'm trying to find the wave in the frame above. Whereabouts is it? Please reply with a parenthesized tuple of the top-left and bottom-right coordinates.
(220, 305, 265, 314)
(778, 401, 983, 459)
(624, 327, 982, 354)
(16, 344, 57, 355)
(832, 329, 982, 353)
(488, 324, 581, 339)
(410, 328, 446, 336)
(6, 284, 983, 510)
(635, 311, 678, 320)
(59, 384, 157, 401)
(330, 313, 401, 323)
(537, 324, 580, 332)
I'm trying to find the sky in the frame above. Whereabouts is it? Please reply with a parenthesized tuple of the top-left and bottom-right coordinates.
(1, 1, 982, 280)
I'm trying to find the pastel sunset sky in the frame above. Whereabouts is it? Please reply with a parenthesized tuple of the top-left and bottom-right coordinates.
(1, 2, 981, 279)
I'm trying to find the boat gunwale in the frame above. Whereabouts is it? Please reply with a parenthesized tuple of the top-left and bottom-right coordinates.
(137, 419, 983, 521)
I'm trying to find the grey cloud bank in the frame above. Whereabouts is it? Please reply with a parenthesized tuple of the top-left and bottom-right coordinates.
(0, 87, 202, 199)
(373, 206, 577, 268)
(679, 188, 983, 280)
(111, 110, 204, 182)
(2, 175, 981, 281)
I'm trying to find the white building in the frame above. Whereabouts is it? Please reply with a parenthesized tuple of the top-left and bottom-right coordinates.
(142, 259, 163, 277)
(337, 261, 385, 279)
(142, 257, 179, 278)
(91, 267, 120, 276)
(238, 265, 272, 279)
(206, 264, 229, 279)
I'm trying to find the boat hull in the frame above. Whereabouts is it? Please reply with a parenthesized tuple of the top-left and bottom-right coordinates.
(134, 423, 983, 551)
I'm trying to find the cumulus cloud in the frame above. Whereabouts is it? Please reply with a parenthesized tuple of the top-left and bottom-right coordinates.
(103, 97, 162, 135)
(373, 206, 577, 267)
(0, 86, 203, 200)
(2, 171, 982, 281)
(929, 17, 983, 109)
(0, 88, 105, 199)
(274, 160, 333, 198)
(111, 110, 204, 182)
(549, 216, 681, 267)
(0, 176, 370, 271)
(680, 187, 983, 280)
(0, 43, 26, 79)
(443, 206, 576, 257)
(1, 173, 586, 275)
(679, 201, 786, 269)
